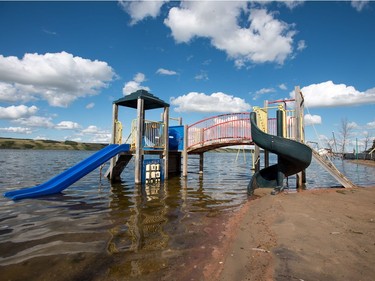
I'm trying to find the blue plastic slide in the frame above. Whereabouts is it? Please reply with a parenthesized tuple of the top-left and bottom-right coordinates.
(4, 144, 130, 200)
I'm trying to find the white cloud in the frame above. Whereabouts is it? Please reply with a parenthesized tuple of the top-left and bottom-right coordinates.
(279, 83, 287, 90)
(55, 121, 81, 130)
(156, 68, 178, 76)
(81, 125, 111, 143)
(122, 72, 150, 95)
(14, 116, 54, 128)
(123, 81, 140, 95)
(194, 70, 209, 81)
(367, 120, 375, 129)
(281, 1, 305, 10)
(82, 125, 109, 136)
(202, 59, 211, 66)
(351, 1, 369, 12)
(86, 102, 95, 109)
(92, 134, 111, 143)
(0, 82, 36, 103)
(0, 105, 38, 119)
(134, 72, 146, 83)
(0, 126, 33, 134)
(119, 0, 168, 25)
(292, 81, 375, 108)
(253, 87, 275, 100)
(164, 2, 296, 66)
(82, 125, 101, 134)
(297, 40, 307, 51)
(42, 29, 57, 35)
(304, 114, 322, 126)
(348, 121, 359, 129)
(256, 87, 275, 95)
(0, 52, 115, 107)
(170, 92, 251, 113)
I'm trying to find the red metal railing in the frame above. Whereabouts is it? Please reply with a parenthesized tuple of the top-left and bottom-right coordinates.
(187, 112, 252, 150)
(187, 112, 297, 151)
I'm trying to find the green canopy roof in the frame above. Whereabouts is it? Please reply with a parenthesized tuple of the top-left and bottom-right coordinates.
(113, 90, 169, 110)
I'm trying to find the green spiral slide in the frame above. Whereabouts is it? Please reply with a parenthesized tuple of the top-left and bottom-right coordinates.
(248, 112, 312, 195)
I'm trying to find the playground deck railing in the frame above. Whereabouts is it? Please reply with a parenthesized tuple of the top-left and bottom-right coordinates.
(131, 119, 166, 150)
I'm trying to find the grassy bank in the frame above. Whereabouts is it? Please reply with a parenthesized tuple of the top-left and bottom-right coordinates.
(0, 138, 253, 152)
(0, 137, 107, 151)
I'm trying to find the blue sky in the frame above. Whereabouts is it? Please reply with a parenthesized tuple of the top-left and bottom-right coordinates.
(0, 1, 374, 152)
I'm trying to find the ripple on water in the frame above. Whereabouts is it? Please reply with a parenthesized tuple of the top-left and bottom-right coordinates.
(0, 150, 374, 280)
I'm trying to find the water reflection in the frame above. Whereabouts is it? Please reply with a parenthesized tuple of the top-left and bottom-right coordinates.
(104, 179, 203, 279)
(107, 182, 170, 254)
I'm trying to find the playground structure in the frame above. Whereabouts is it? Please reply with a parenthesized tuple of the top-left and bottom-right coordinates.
(105, 90, 171, 184)
(182, 88, 309, 178)
(4, 87, 356, 200)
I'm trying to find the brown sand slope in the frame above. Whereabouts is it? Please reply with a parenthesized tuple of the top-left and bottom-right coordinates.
(218, 187, 375, 281)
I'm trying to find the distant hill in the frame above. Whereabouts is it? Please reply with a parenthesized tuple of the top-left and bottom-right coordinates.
(0, 137, 256, 152)
(0, 137, 107, 151)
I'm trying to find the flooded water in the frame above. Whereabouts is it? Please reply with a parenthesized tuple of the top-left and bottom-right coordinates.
(0, 149, 374, 280)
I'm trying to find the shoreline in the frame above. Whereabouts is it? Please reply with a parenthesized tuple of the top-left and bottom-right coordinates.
(0, 137, 107, 150)
(202, 186, 375, 281)
(348, 159, 375, 167)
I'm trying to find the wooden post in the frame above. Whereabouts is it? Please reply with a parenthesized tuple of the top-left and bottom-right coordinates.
(264, 150, 269, 168)
(111, 103, 119, 144)
(183, 125, 188, 177)
(199, 153, 204, 174)
(254, 144, 260, 172)
(163, 106, 169, 180)
(135, 97, 144, 184)
(294, 86, 306, 188)
(294, 86, 302, 142)
(109, 103, 119, 181)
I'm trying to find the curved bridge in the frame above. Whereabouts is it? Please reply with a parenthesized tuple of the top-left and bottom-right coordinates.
(186, 112, 253, 154)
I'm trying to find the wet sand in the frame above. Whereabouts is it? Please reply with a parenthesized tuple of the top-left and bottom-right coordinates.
(202, 186, 375, 281)
(349, 159, 375, 167)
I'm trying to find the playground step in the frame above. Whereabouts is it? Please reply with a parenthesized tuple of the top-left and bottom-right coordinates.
(106, 154, 133, 181)
(311, 149, 355, 188)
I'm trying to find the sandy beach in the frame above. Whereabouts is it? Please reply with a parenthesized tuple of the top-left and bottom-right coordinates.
(201, 185, 375, 281)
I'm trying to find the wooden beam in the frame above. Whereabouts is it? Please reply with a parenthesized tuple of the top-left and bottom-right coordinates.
(163, 106, 169, 180)
(135, 98, 144, 184)
(183, 125, 188, 177)
(199, 153, 204, 174)
(294, 86, 305, 188)
(109, 103, 119, 181)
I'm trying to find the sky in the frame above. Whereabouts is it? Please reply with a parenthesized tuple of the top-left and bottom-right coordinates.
(0, 0, 374, 152)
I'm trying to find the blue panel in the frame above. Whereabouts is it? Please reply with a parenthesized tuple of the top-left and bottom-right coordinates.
(142, 159, 164, 184)
(169, 125, 184, 151)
